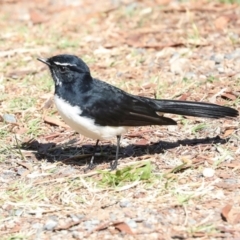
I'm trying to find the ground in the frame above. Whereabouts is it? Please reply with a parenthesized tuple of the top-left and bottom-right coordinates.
(0, 0, 240, 239)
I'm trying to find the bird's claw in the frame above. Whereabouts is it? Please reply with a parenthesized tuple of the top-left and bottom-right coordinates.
(110, 160, 118, 171)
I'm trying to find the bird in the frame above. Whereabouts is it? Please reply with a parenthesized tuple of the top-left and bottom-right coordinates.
(37, 54, 238, 170)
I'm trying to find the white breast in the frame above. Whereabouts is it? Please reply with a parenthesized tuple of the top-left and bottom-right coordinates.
(54, 95, 128, 140)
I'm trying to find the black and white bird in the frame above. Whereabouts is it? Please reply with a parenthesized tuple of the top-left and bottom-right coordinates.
(38, 54, 238, 170)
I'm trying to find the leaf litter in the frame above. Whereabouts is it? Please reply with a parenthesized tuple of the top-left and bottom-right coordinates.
(0, 0, 240, 239)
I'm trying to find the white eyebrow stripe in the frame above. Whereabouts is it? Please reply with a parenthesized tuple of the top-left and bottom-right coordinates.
(53, 61, 77, 67)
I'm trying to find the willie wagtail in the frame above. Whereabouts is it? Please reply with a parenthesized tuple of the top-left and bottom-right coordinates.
(38, 54, 238, 170)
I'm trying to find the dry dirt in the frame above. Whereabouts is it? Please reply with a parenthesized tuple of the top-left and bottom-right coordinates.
(0, 0, 240, 239)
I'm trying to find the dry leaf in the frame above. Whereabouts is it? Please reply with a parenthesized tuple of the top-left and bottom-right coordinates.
(215, 16, 229, 30)
(135, 139, 149, 145)
(221, 92, 237, 101)
(221, 204, 232, 221)
(223, 128, 234, 138)
(222, 205, 240, 224)
(142, 82, 157, 89)
(179, 93, 191, 101)
(113, 222, 134, 235)
(43, 116, 70, 129)
(43, 133, 61, 140)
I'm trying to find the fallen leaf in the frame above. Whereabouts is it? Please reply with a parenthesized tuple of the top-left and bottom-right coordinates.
(43, 116, 70, 129)
(221, 205, 240, 224)
(43, 133, 61, 140)
(113, 222, 134, 235)
(215, 16, 229, 30)
(223, 128, 234, 138)
(221, 204, 232, 221)
(141, 82, 157, 89)
(179, 93, 191, 101)
(135, 139, 149, 145)
(221, 92, 237, 101)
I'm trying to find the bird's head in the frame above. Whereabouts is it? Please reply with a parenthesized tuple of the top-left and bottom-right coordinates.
(37, 54, 91, 86)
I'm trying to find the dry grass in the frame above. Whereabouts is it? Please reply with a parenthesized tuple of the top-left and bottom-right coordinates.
(0, 0, 240, 239)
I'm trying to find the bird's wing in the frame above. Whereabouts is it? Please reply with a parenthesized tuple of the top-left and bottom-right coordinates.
(81, 79, 177, 127)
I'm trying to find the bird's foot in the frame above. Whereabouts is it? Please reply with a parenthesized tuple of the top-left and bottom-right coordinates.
(84, 162, 95, 172)
(110, 159, 118, 171)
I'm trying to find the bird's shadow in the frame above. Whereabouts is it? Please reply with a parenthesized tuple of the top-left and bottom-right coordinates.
(20, 136, 230, 168)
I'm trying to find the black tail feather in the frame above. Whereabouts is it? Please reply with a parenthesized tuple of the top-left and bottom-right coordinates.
(153, 100, 238, 119)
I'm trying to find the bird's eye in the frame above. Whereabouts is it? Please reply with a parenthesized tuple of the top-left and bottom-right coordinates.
(59, 66, 67, 73)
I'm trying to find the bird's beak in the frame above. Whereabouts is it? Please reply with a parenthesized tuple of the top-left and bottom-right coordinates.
(37, 57, 51, 66)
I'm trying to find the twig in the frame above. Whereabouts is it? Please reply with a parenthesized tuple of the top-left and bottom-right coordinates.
(54, 219, 85, 231)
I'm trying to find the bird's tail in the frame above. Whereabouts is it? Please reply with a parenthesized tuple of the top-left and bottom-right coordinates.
(152, 99, 238, 119)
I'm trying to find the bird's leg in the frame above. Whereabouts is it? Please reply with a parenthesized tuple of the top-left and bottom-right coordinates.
(84, 139, 99, 171)
(110, 135, 121, 170)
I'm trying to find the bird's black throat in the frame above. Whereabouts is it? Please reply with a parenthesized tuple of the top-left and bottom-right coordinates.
(54, 73, 93, 107)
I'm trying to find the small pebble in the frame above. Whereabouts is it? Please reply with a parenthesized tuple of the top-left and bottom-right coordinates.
(2, 170, 16, 179)
(216, 66, 225, 74)
(91, 219, 100, 225)
(72, 231, 81, 239)
(210, 53, 224, 64)
(14, 209, 23, 217)
(83, 220, 95, 231)
(126, 219, 137, 228)
(69, 214, 80, 222)
(156, 47, 175, 58)
(17, 167, 27, 176)
(170, 57, 190, 75)
(125, 2, 138, 12)
(143, 221, 153, 229)
(199, 74, 207, 80)
(93, 47, 111, 55)
(214, 189, 225, 199)
(228, 33, 239, 42)
(109, 212, 116, 221)
(76, 214, 85, 219)
(203, 60, 215, 70)
(44, 219, 58, 231)
(32, 223, 43, 229)
(202, 168, 215, 178)
(140, 7, 152, 15)
(167, 125, 178, 132)
(60, 167, 78, 176)
(3, 114, 16, 123)
(184, 72, 197, 80)
(224, 178, 238, 184)
(225, 53, 235, 60)
(119, 199, 132, 208)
